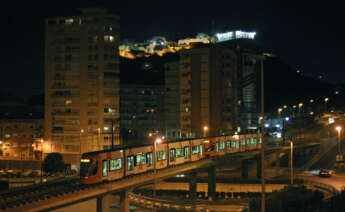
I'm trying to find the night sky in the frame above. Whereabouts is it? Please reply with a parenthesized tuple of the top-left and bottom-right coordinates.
(1, 0, 344, 98)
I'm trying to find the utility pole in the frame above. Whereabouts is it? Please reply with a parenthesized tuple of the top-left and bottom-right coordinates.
(111, 119, 114, 150)
(259, 55, 266, 212)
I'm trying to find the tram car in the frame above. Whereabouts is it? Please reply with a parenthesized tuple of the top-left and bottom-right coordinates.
(80, 133, 261, 184)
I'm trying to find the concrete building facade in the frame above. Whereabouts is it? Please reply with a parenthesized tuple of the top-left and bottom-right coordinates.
(44, 8, 120, 164)
(178, 42, 262, 138)
(164, 62, 180, 138)
(120, 84, 164, 141)
(0, 119, 44, 160)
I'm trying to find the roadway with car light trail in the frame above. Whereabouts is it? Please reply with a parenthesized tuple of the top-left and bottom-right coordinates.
(1, 142, 319, 212)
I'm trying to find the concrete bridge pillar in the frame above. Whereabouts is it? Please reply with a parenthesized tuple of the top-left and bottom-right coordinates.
(241, 159, 249, 179)
(120, 189, 130, 212)
(96, 190, 129, 212)
(97, 194, 111, 212)
(208, 166, 216, 200)
(189, 171, 197, 200)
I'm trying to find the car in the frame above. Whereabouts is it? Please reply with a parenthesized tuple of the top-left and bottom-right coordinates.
(318, 169, 332, 177)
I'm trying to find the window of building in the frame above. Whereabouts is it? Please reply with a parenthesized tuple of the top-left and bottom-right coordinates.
(104, 35, 115, 42)
(65, 18, 74, 24)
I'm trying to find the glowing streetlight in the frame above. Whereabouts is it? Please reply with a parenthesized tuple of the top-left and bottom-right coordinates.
(278, 108, 283, 115)
(283, 105, 287, 109)
(335, 126, 343, 162)
(325, 97, 329, 113)
(203, 126, 208, 137)
(310, 99, 314, 103)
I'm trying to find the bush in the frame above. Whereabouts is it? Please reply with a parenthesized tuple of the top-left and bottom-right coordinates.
(42, 153, 65, 175)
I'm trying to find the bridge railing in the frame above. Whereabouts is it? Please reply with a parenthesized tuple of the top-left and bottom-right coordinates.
(302, 179, 339, 197)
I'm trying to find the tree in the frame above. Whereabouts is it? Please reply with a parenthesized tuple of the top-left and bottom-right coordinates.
(42, 153, 65, 174)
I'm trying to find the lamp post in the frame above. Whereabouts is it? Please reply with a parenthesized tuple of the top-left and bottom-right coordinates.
(203, 126, 208, 137)
(290, 140, 293, 185)
(153, 137, 162, 212)
(324, 98, 329, 113)
(336, 126, 343, 162)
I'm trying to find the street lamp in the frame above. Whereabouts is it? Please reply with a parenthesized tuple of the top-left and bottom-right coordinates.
(324, 97, 329, 113)
(203, 126, 208, 137)
(335, 126, 343, 162)
(153, 137, 162, 212)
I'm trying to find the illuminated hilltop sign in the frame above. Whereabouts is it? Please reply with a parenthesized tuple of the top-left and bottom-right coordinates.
(215, 31, 256, 42)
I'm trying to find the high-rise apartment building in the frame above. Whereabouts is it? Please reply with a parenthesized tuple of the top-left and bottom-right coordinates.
(44, 8, 120, 164)
(179, 41, 263, 138)
(120, 84, 164, 140)
(164, 62, 180, 138)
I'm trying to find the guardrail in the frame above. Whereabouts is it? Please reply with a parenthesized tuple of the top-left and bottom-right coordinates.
(302, 179, 339, 197)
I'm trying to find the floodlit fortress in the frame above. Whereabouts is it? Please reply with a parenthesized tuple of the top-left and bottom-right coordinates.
(119, 31, 256, 59)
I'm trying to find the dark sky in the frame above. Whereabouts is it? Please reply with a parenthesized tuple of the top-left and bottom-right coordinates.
(1, 0, 344, 98)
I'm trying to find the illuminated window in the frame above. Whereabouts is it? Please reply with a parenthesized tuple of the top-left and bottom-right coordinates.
(146, 152, 153, 166)
(65, 100, 72, 105)
(192, 145, 199, 154)
(65, 18, 74, 24)
(176, 148, 185, 158)
(157, 151, 166, 161)
(104, 35, 114, 42)
(109, 158, 122, 171)
(135, 154, 146, 166)
(219, 141, 225, 150)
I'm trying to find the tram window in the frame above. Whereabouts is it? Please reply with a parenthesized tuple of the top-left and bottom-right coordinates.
(258, 138, 262, 143)
(127, 156, 134, 171)
(199, 145, 203, 155)
(253, 138, 257, 145)
(176, 148, 184, 158)
(135, 154, 146, 166)
(146, 152, 153, 167)
(91, 162, 98, 175)
(241, 139, 246, 146)
(170, 149, 175, 162)
(219, 141, 225, 150)
(232, 141, 238, 149)
(184, 146, 189, 159)
(226, 141, 231, 150)
(216, 142, 219, 152)
(102, 160, 108, 177)
(157, 151, 166, 161)
(109, 158, 122, 171)
(192, 145, 199, 154)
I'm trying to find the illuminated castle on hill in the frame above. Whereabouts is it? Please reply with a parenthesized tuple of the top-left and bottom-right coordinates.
(119, 31, 256, 59)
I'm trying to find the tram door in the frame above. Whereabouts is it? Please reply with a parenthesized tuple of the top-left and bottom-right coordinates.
(102, 160, 108, 177)
(170, 149, 176, 162)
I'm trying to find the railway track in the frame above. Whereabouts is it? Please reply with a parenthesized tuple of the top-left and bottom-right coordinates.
(0, 177, 97, 211)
